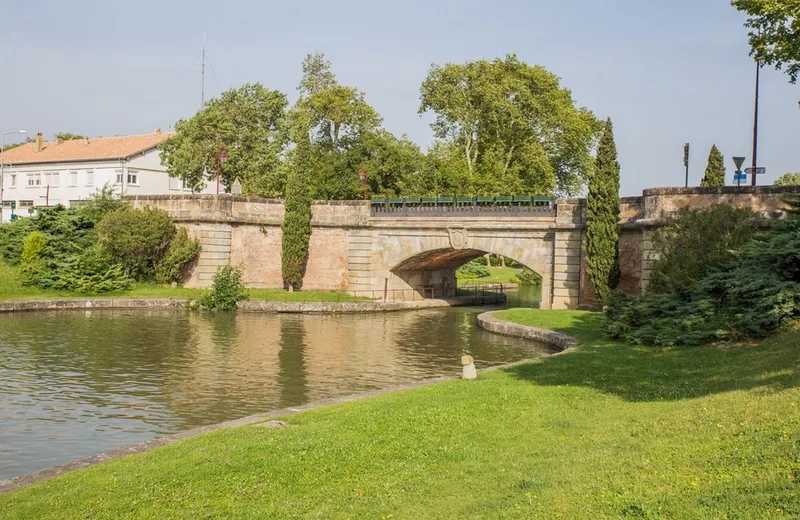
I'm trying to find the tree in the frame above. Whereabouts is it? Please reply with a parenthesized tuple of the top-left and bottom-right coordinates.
(159, 84, 288, 196)
(774, 172, 800, 186)
(281, 115, 313, 290)
(732, 0, 800, 83)
(294, 53, 420, 200)
(419, 55, 599, 196)
(700, 144, 726, 186)
(54, 132, 87, 141)
(585, 118, 621, 302)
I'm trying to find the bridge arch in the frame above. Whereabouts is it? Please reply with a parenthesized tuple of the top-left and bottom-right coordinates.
(367, 228, 556, 309)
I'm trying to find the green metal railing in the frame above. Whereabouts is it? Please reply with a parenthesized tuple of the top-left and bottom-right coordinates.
(370, 195, 555, 217)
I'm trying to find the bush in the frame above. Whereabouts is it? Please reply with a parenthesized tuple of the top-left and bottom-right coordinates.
(456, 258, 491, 279)
(155, 228, 200, 284)
(648, 204, 758, 295)
(54, 257, 132, 294)
(605, 196, 800, 346)
(201, 265, 247, 310)
(515, 267, 541, 286)
(96, 206, 176, 281)
(19, 231, 48, 286)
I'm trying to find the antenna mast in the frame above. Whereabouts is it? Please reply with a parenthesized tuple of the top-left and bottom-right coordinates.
(201, 32, 206, 108)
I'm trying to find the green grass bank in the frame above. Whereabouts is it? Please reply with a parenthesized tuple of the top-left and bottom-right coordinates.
(2, 310, 799, 518)
(0, 262, 364, 303)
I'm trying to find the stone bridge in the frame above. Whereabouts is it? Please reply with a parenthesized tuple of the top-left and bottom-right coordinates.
(130, 186, 798, 310)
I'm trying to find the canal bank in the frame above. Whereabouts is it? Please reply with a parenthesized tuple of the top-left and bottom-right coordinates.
(0, 304, 551, 484)
(0, 294, 505, 314)
(3, 310, 798, 519)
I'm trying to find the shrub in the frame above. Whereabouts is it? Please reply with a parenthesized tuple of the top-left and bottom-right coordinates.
(0, 216, 36, 265)
(79, 185, 127, 223)
(515, 267, 541, 286)
(585, 118, 621, 302)
(281, 115, 313, 290)
(201, 265, 247, 310)
(156, 228, 200, 284)
(96, 206, 176, 281)
(648, 204, 758, 295)
(19, 231, 48, 286)
(456, 258, 490, 279)
(605, 196, 800, 345)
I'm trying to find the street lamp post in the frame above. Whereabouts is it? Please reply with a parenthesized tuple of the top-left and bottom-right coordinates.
(216, 149, 228, 195)
(358, 168, 368, 201)
(1, 130, 27, 223)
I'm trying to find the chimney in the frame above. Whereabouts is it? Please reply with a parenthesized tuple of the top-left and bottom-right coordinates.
(154, 127, 161, 134)
(35, 132, 43, 153)
(55, 136, 63, 145)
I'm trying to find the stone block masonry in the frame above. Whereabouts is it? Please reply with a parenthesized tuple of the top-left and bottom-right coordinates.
(129, 186, 800, 309)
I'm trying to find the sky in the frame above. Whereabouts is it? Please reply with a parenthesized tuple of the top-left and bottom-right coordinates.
(1, 0, 798, 196)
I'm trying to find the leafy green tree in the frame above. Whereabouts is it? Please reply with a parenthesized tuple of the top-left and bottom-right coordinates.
(732, 0, 800, 83)
(295, 53, 423, 199)
(54, 132, 87, 141)
(700, 145, 726, 186)
(774, 172, 800, 186)
(159, 84, 289, 196)
(585, 118, 621, 302)
(419, 54, 599, 196)
(281, 115, 313, 290)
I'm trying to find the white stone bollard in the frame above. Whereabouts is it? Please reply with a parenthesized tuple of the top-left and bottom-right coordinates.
(461, 355, 477, 380)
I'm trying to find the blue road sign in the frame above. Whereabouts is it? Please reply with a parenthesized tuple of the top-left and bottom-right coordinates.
(733, 173, 747, 182)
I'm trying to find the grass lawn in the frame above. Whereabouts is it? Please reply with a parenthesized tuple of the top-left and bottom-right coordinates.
(0, 262, 365, 303)
(2, 310, 799, 518)
(458, 266, 523, 286)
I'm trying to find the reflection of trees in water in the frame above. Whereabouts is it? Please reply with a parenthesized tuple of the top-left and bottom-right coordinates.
(277, 316, 308, 408)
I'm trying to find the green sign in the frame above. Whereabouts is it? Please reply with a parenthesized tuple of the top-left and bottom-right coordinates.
(10, 201, 16, 210)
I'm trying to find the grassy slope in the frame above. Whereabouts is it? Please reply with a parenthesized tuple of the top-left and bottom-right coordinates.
(458, 266, 523, 286)
(2, 310, 799, 519)
(0, 262, 364, 302)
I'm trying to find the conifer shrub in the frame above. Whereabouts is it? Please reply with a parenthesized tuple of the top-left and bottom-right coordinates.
(605, 196, 800, 345)
(585, 118, 621, 302)
(515, 267, 542, 286)
(281, 115, 313, 290)
(700, 145, 726, 187)
(19, 231, 48, 286)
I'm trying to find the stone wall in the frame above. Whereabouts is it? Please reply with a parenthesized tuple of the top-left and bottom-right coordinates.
(128, 186, 800, 306)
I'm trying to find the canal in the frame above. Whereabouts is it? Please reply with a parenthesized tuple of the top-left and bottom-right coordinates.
(0, 301, 551, 480)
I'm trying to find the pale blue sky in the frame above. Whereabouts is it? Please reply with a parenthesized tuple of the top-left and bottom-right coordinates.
(1, 0, 798, 195)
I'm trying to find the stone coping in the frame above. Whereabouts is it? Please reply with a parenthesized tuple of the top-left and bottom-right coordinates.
(127, 194, 370, 206)
(0, 295, 505, 315)
(642, 185, 800, 196)
(476, 310, 579, 352)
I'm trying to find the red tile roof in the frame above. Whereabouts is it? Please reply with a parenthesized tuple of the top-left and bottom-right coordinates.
(1, 132, 173, 165)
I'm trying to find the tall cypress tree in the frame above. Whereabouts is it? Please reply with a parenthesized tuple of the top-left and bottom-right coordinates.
(585, 118, 621, 302)
(281, 114, 313, 290)
(700, 144, 725, 187)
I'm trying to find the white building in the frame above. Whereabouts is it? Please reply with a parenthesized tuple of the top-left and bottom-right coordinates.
(0, 131, 214, 222)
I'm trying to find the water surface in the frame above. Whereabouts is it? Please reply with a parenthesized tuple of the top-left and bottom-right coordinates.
(0, 306, 553, 480)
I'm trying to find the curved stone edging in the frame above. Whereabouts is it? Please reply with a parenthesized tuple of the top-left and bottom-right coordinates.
(476, 311, 578, 352)
(0, 294, 505, 315)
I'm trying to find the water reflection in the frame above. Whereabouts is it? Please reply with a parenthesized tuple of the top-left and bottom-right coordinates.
(0, 307, 554, 479)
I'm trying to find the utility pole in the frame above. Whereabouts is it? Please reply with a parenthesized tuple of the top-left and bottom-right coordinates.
(751, 60, 760, 187)
(683, 143, 690, 187)
(201, 32, 206, 108)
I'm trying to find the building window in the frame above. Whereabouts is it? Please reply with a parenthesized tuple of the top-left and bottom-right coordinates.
(10, 174, 16, 188)
(69, 199, 88, 207)
(44, 172, 60, 187)
(1, 201, 11, 209)
(115, 169, 123, 185)
(85, 170, 94, 186)
(19, 200, 33, 207)
(169, 176, 181, 191)
(27, 173, 41, 187)
(69, 171, 78, 187)
(127, 170, 139, 185)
